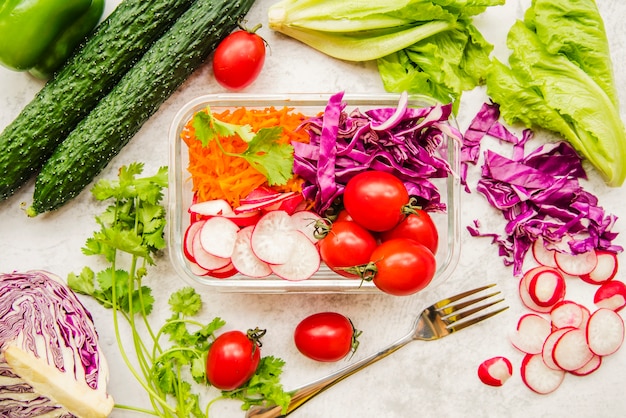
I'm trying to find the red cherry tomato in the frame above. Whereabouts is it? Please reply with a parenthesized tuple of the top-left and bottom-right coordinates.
(206, 329, 263, 390)
(318, 220, 378, 278)
(379, 210, 439, 254)
(294, 312, 359, 362)
(212, 24, 266, 91)
(342, 171, 409, 232)
(369, 238, 436, 296)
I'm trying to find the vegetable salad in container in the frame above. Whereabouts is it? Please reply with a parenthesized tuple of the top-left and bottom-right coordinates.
(169, 92, 462, 294)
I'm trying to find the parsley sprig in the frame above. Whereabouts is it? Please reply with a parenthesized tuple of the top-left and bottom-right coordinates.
(68, 163, 290, 417)
(192, 107, 294, 186)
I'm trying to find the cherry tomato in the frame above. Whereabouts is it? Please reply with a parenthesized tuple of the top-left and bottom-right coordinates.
(212, 24, 266, 91)
(342, 171, 409, 232)
(294, 312, 360, 362)
(379, 210, 439, 254)
(318, 221, 378, 278)
(369, 238, 436, 296)
(206, 328, 263, 390)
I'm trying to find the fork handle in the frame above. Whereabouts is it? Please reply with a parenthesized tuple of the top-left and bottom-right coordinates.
(245, 334, 413, 418)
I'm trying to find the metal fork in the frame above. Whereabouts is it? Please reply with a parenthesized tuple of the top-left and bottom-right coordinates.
(245, 284, 508, 418)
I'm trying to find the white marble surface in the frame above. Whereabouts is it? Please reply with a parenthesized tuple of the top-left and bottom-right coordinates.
(1, 1, 626, 417)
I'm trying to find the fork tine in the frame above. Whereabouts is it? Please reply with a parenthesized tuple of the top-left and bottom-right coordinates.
(441, 296, 505, 324)
(437, 291, 501, 316)
(431, 284, 496, 309)
(446, 304, 509, 333)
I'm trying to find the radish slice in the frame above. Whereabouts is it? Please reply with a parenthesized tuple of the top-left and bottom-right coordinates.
(532, 238, 558, 268)
(183, 220, 205, 262)
(222, 210, 262, 227)
(570, 354, 602, 376)
(230, 226, 272, 278)
(550, 300, 586, 329)
(235, 192, 297, 213)
(207, 262, 238, 279)
(579, 250, 618, 284)
(250, 211, 297, 264)
(199, 216, 240, 258)
(262, 193, 304, 215)
(593, 280, 626, 312)
(542, 328, 574, 370)
(527, 267, 566, 307)
(551, 328, 594, 371)
(192, 232, 231, 271)
(554, 250, 598, 276)
(270, 232, 320, 281)
(586, 308, 625, 356)
(240, 186, 282, 204)
(188, 260, 210, 276)
(477, 356, 513, 387)
(519, 271, 554, 313)
(189, 199, 234, 217)
(290, 211, 323, 243)
(510, 313, 553, 354)
(520, 353, 565, 394)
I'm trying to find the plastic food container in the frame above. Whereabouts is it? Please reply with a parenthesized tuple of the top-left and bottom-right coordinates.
(168, 93, 461, 293)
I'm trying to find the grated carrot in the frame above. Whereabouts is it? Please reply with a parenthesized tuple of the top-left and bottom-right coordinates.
(181, 106, 310, 207)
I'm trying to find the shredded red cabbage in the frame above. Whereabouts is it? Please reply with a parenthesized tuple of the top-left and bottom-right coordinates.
(463, 102, 622, 276)
(293, 91, 460, 214)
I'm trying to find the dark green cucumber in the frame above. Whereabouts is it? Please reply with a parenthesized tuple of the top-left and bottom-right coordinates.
(27, 0, 256, 216)
(0, 0, 196, 201)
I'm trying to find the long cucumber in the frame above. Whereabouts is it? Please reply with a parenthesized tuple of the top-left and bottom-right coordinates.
(27, 0, 256, 216)
(0, 0, 196, 201)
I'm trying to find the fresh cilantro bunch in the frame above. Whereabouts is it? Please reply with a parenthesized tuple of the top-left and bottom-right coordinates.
(192, 108, 294, 186)
(68, 163, 290, 417)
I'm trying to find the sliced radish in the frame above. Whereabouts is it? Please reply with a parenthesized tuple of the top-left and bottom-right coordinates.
(550, 300, 586, 329)
(532, 238, 558, 268)
(198, 216, 240, 258)
(570, 354, 602, 376)
(519, 270, 554, 313)
(554, 249, 598, 276)
(510, 313, 553, 354)
(542, 327, 574, 370)
(262, 193, 304, 215)
(270, 231, 320, 281)
(188, 260, 210, 276)
(192, 232, 231, 271)
(290, 210, 323, 243)
(230, 226, 272, 278)
(593, 280, 626, 312)
(520, 353, 565, 394)
(551, 328, 594, 371)
(579, 250, 618, 284)
(222, 210, 262, 227)
(235, 192, 297, 213)
(183, 220, 205, 262)
(527, 267, 566, 307)
(189, 199, 234, 217)
(207, 262, 238, 279)
(477, 356, 513, 387)
(240, 186, 282, 204)
(586, 308, 625, 356)
(250, 211, 297, 264)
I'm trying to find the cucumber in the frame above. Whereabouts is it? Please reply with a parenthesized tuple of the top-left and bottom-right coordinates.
(27, 0, 256, 216)
(0, 0, 196, 201)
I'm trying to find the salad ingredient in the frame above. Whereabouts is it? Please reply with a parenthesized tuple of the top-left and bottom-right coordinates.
(0, 271, 114, 417)
(570, 355, 602, 377)
(270, 231, 320, 281)
(593, 281, 626, 312)
(27, 0, 255, 216)
(267, 0, 502, 110)
(294, 91, 459, 214)
(580, 250, 618, 284)
(520, 353, 565, 394)
(585, 308, 624, 356)
(380, 210, 438, 254)
(365, 238, 436, 296)
(509, 313, 552, 355)
(231, 226, 273, 278)
(192, 221, 233, 271)
(290, 210, 323, 243)
(550, 328, 594, 372)
(0, 0, 196, 201)
(553, 250, 597, 277)
(526, 267, 566, 308)
(294, 312, 361, 362)
(0, 0, 104, 78)
(550, 301, 588, 330)
(213, 23, 267, 90)
(343, 170, 409, 232)
(464, 102, 622, 276)
(531, 238, 558, 268)
(486, 0, 626, 187)
(184, 106, 309, 207)
(250, 210, 299, 264)
(318, 220, 378, 278)
(67, 163, 290, 415)
(477, 356, 513, 387)
(199, 216, 240, 258)
(206, 329, 264, 390)
(190, 199, 234, 217)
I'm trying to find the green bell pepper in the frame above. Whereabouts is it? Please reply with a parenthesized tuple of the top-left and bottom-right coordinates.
(0, 0, 105, 79)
